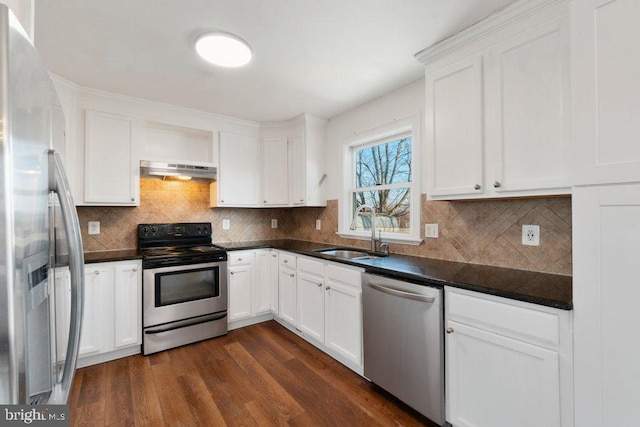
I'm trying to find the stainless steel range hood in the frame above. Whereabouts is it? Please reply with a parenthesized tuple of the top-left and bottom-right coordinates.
(140, 160, 217, 181)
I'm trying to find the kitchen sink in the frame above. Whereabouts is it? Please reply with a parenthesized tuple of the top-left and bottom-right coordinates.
(313, 248, 383, 260)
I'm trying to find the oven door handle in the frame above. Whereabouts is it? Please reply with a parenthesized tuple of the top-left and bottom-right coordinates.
(144, 312, 228, 334)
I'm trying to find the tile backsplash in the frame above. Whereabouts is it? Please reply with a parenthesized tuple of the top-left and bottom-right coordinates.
(78, 181, 572, 275)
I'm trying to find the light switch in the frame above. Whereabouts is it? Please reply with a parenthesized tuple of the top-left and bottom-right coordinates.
(222, 219, 230, 230)
(271, 219, 278, 229)
(316, 219, 321, 230)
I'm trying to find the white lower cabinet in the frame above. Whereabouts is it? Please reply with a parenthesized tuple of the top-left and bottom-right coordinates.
(273, 253, 364, 373)
(54, 260, 142, 368)
(445, 287, 572, 427)
(296, 257, 325, 342)
(324, 264, 362, 370)
(228, 249, 278, 330)
(278, 253, 298, 326)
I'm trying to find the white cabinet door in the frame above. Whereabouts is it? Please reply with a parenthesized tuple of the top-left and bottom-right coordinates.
(113, 263, 141, 349)
(446, 320, 560, 427)
(290, 134, 306, 205)
(218, 132, 259, 206)
(81, 266, 110, 356)
(262, 137, 289, 205)
(486, 21, 570, 193)
(297, 273, 324, 342)
(573, 184, 640, 425)
(253, 250, 272, 315)
(278, 266, 297, 325)
(572, 0, 640, 185)
(228, 265, 253, 321)
(84, 110, 138, 205)
(426, 56, 484, 197)
(324, 265, 362, 368)
(268, 251, 279, 314)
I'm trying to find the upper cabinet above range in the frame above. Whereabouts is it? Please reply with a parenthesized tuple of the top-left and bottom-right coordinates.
(417, 0, 571, 200)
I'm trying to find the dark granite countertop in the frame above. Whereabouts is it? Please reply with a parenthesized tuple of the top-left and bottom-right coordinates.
(83, 249, 142, 264)
(216, 239, 572, 310)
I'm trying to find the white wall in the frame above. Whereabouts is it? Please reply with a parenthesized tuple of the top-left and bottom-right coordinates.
(1, 0, 33, 41)
(324, 78, 426, 200)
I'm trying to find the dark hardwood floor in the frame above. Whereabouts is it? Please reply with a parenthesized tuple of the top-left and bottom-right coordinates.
(68, 320, 436, 426)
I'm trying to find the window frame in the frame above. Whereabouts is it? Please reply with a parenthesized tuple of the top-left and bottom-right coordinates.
(338, 113, 422, 245)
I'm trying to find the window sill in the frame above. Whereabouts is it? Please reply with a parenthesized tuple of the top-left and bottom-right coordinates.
(336, 232, 423, 246)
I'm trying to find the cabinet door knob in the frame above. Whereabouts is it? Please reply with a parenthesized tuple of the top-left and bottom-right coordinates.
(238, 258, 242, 262)
(283, 259, 288, 263)
(474, 184, 481, 190)
(325, 286, 330, 291)
(300, 198, 304, 202)
(446, 327, 454, 334)
(230, 271, 234, 275)
(94, 270, 100, 275)
(272, 254, 277, 258)
(264, 200, 267, 203)
(132, 268, 137, 272)
(316, 283, 322, 287)
(289, 273, 295, 278)
(493, 181, 502, 188)
(221, 199, 225, 203)
(131, 198, 134, 202)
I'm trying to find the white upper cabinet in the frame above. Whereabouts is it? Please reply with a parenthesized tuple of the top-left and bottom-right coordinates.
(418, 0, 571, 200)
(215, 131, 259, 207)
(571, 0, 640, 185)
(290, 115, 327, 206)
(426, 56, 484, 197)
(83, 109, 139, 205)
(262, 137, 289, 205)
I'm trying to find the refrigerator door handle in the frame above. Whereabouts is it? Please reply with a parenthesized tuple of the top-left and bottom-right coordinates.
(48, 149, 84, 403)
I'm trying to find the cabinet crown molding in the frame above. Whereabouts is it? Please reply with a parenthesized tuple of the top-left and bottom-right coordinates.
(415, 0, 568, 68)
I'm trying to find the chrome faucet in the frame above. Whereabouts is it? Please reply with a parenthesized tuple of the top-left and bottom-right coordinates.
(350, 204, 385, 253)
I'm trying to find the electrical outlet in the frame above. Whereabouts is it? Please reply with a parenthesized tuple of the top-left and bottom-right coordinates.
(522, 224, 540, 246)
(425, 223, 438, 238)
(316, 219, 321, 230)
(222, 219, 230, 230)
(88, 221, 100, 235)
(271, 219, 278, 229)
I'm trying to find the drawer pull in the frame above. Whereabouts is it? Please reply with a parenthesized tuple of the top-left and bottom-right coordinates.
(446, 327, 454, 334)
(474, 184, 481, 190)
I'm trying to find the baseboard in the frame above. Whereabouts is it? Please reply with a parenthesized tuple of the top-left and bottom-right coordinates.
(77, 345, 141, 368)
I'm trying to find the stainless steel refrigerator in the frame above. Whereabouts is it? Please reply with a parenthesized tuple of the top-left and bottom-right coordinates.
(0, 5, 85, 404)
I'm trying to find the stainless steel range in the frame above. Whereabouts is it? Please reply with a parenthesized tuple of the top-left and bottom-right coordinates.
(138, 222, 227, 355)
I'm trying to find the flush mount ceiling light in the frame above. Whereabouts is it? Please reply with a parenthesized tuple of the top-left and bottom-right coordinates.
(195, 32, 252, 67)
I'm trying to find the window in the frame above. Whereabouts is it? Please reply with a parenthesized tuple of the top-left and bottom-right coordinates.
(341, 115, 421, 244)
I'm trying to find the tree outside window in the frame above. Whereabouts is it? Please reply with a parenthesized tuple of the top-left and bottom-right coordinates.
(351, 134, 412, 234)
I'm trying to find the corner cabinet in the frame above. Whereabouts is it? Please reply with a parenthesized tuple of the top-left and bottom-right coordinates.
(227, 249, 277, 330)
(82, 109, 140, 205)
(444, 287, 573, 427)
(54, 260, 142, 368)
(419, 0, 571, 200)
(262, 137, 289, 205)
(290, 115, 327, 206)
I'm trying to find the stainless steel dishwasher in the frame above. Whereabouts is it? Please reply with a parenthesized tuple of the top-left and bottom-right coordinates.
(362, 273, 444, 425)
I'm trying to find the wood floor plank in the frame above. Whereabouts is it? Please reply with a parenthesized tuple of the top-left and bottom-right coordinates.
(69, 321, 433, 426)
(224, 340, 305, 420)
(128, 355, 165, 427)
(76, 362, 107, 407)
(151, 361, 197, 427)
(71, 400, 105, 427)
(177, 373, 227, 426)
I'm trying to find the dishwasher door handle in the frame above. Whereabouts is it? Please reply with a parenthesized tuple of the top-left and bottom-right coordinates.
(366, 282, 436, 303)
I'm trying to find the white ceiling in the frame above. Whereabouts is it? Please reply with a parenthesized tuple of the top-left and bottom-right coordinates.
(34, 0, 516, 122)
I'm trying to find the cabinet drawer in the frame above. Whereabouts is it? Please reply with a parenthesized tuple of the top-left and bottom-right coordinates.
(228, 252, 254, 266)
(279, 253, 296, 268)
(325, 264, 362, 288)
(297, 257, 324, 277)
(446, 289, 560, 348)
